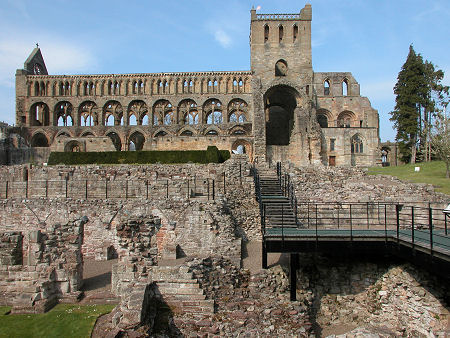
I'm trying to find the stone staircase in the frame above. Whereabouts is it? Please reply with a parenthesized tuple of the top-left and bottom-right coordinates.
(257, 166, 298, 229)
(150, 265, 214, 317)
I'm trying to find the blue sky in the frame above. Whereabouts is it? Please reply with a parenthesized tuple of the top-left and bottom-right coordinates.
(0, 0, 448, 142)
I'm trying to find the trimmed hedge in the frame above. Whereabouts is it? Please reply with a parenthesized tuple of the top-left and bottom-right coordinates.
(47, 147, 230, 165)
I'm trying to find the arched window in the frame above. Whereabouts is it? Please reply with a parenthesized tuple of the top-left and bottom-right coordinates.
(342, 79, 348, 96)
(351, 135, 363, 153)
(279, 25, 284, 42)
(324, 80, 330, 95)
(293, 24, 298, 42)
(264, 24, 269, 43)
(180, 130, 193, 136)
(317, 114, 328, 128)
(337, 111, 354, 128)
(275, 59, 288, 76)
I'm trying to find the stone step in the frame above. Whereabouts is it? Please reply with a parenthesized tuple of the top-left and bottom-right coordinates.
(162, 293, 207, 300)
(157, 286, 205, 296)
(152, 277, 197, 284)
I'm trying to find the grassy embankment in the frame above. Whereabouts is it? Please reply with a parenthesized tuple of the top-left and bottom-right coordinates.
(0, 304, 115, 338)
(368, 160, 450, 195)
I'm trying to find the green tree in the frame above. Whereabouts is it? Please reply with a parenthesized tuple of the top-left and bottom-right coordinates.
(390, 45, 426, 163)
(390, 45, 448, 163)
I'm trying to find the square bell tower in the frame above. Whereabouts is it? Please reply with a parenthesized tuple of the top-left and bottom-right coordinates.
(250, 4, 313, 85)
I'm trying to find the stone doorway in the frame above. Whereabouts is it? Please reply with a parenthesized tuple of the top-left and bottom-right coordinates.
(264, 85, 298, 146)
(329, 156, 336, 166)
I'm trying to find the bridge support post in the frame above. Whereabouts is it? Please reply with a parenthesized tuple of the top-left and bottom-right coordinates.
(290, 253, 299, 301)
(262, 241, 267, 269)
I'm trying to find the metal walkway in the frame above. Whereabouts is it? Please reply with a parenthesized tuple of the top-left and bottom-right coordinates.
(253, 163, 450, 300)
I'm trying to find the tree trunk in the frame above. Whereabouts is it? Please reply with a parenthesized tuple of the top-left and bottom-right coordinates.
(411, 143, 416, 164)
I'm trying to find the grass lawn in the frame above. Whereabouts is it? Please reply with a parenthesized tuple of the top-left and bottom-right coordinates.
(0, 306, 11, 315)
(368, 160, 450, 195)
(0, 304, 115, 338)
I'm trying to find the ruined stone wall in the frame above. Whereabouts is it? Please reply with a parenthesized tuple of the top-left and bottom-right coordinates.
(0, 158, 259, 260)
(0, 218, 86, 313)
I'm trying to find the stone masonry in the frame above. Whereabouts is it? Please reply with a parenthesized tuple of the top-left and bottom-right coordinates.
(13, 4, 380, 167)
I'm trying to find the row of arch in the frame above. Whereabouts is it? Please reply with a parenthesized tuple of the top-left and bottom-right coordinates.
(30, 127, 250, 151)
(29, 98, 250, 127)
(323, 78, 350, 96)
(30, 75, 251, 97)
(316, 109, 363, 128)
(263, 23, 299, 43)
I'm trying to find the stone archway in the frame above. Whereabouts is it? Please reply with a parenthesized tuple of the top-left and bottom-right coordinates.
(264, 85, 299, 146)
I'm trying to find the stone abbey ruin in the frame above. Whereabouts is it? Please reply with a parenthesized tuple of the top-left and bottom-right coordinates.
(0, 4, 449, 337)
(13, 4, 379, 167)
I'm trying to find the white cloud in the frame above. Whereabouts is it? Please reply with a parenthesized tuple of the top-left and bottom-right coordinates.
(214, 30, 232, 48)
(0, 35, 96, 87)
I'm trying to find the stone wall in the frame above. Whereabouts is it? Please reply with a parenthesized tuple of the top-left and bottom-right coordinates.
(295, 254, 449, 336)
(0, 217, 87, 313)
(0, 158, 258, 260)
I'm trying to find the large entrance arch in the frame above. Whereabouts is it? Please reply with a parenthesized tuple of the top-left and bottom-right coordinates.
(264, 85, 299, 145)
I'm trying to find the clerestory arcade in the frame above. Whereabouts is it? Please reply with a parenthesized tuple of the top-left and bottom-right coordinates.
(15, 4, 379, 167)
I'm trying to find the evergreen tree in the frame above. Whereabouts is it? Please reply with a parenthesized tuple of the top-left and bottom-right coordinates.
(390, 45, 448, 163)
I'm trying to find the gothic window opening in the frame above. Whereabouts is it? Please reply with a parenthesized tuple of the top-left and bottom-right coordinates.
(106, 114, 114, 126)
(264, 24, 269, 43)
(164, 111, 174, 125)
(330, 138, 335, 151)
(213, 80, 218, 93)
(79, 101, 98, 126)
(342, 79, 348, 96)
(324, 80, 330, 95)
(238, 79, 243, 92)
(351, 135, 363, 153)
(142, 115, 149, 125)
(30, 102, 50, 126)
(139, 80, 143, 94)
(293, 24, 298, 42)
(279, 25, 284, 42)
(133, 81, 138, 94)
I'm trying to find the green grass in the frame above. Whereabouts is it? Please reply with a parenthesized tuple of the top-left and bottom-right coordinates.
(368, 160, 450, 195)
(0, 306, 11, 315)
(0, 304, 115, 338)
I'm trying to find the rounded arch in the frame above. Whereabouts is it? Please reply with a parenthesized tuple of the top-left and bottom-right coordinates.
(231, 139, 252, 160)
(264, 84, 300, 145)
(153, 128, 169, 138)
(275, 59, 288, 76)
(228, 98, 248, 123)
(29, 102, 50, 126)
(337, 110, 356, 128)
(78, 101, 99, 126)
(30, 132, 49, 147)
(106, 131, 122, 151)
(56, 128, 74, 138)
(152, 99, 173, 126)
(127, 100, 148, 125)
(204, 126, 220, 136)
(54, 101, 73, 126)
(103, 100, 123, 126)
(316, 108, 331, 128)
(229, 126, 247, 135)
(178, 99, 198, 125)
(80, 131, 95, 137)
(64, 140, 84, 152)
(128, 131, 145, 151)
(178, 127, 196, 136)
(203, 98, 222, 124)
